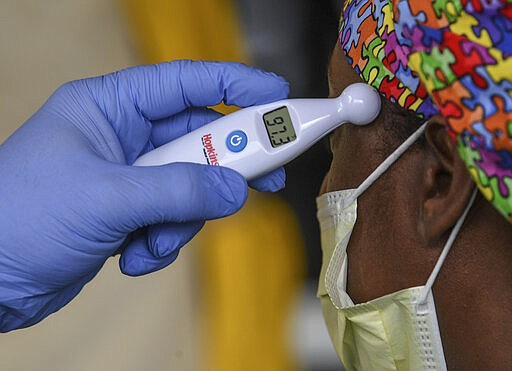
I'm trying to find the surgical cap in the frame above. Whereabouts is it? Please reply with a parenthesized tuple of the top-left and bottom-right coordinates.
(339, 0, 512, 222)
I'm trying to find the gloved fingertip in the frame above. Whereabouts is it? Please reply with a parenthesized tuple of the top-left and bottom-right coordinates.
(153, 239, 172, 259)
(147, 226, 176, 258)
(119, 235, 180, 276)
(260, 74, 290, 101)
(120, 249, 180, 276)
(118, 247, 142, 276)
(209, 166, 248, 214)
(263, 70, 289, 83)
(272, 74, 291, 97)
(249, 167, 286, 192)
(148, 221, 204, 258)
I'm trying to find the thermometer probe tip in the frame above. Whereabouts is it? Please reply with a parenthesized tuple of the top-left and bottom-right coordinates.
(339, 83, 381, 126)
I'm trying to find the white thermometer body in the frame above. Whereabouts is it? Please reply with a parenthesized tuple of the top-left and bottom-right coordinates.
(134, 83, 381, 180)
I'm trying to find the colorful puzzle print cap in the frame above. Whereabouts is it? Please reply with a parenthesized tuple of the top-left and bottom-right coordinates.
(339, 0, 512, 222)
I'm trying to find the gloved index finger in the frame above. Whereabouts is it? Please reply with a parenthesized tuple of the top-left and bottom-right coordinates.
(116, 60, 290, 121)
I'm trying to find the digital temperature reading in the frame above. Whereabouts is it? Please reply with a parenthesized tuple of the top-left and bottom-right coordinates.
(263, 106, 297, 148)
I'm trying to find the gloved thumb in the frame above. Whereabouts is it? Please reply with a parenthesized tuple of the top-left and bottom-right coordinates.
(98, 162, 248, 235)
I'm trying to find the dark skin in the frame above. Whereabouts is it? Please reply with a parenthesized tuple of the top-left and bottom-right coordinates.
(320, 40, 512, 370)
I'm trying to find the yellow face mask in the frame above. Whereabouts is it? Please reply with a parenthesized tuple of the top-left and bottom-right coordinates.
(316, 124, 477, 371)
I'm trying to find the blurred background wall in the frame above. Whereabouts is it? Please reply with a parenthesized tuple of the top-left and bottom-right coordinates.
(0, 1, 342, 370)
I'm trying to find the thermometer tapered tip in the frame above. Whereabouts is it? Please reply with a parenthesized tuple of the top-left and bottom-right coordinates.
(340, 83, 381, 125)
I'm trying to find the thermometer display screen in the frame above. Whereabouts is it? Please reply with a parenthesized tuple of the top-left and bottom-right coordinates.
(263, 106, 297, 148)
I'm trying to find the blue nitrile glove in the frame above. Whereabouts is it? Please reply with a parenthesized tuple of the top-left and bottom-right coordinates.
(0, 60, 289, 332)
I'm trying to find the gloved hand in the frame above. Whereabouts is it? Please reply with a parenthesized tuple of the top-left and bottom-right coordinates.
(0, 60, 289, 332)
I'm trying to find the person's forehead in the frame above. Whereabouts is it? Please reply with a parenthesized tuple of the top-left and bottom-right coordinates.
(323, 41, 391, 192)
(327, 41, 363, 98)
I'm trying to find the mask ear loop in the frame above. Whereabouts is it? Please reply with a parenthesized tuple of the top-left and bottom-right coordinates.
(325, 121, 429, 308)
(346, 121, 428, 206)
(417, 187, 478, 306)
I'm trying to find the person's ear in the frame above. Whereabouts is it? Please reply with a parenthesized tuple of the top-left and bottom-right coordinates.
(419, 115, 474, 245)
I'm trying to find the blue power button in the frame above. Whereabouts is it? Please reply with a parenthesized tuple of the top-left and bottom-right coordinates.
(226, 130, 248, 153)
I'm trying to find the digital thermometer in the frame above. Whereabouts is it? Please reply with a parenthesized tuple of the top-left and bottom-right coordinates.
(134, 83, 381, 180)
